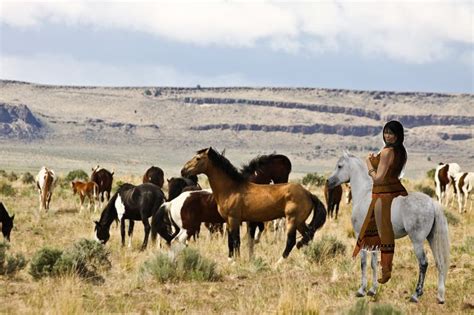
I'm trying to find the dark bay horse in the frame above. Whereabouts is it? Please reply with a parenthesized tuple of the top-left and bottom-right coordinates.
(0, 202, 14, 241)
(94, 183, 166, 250)
(143, 166, 165, 188)
(91, 165, 114, 204)
(181, 147, 326, 262)
(167, 175, 201, 201)
(324, 180, 342, 219)
(151, 189, 225, 245)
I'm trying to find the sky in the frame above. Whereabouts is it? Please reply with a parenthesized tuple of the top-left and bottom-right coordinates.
(0, 0, 473, 93)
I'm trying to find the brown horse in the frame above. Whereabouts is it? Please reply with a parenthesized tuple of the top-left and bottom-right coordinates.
(71, 180, 99, 212)
(91, 165, 114, 205)
(143, 166, 165, 188)
(36, 167, 57, 212)
(324, 180, 342, 219)
(181, 147, 326, 262)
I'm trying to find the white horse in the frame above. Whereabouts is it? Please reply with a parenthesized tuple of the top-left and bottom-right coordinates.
(454, 172, 474, 213)
(327, 151, 449, 304)
(35, 167, 58, 212)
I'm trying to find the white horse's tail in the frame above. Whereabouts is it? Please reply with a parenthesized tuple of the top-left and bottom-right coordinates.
(427, 201, 450, 303)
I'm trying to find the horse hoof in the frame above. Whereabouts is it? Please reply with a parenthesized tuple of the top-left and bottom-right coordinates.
(355, 291, 366, 298)
(437, 297, 445, 304)
(367, 289, 376, 297)
(409, 295, 419, 303)
(296, 241, 304, 249)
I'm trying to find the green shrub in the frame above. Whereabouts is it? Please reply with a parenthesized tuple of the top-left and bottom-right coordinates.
(65, 169, 89, 182)
(0, 170, 6, 177)
(0, 182, 16, 197)
(302, 173, 326, 187)
(304, 236, 346, 263)
(347, 300, 369, 315)
(21, 172, 35, 185)
(0, 242, 27, 276)
(141, 247, 219, 283)
(371, 303, 402, 315)
(29, 247, 63, 280)
(7, 172, 18, 182)
(426, 168, 436, 180)
(444, 210, 460, 226)
(414, 184, 435, 198)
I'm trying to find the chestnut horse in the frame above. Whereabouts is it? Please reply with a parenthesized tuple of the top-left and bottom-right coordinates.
(181, 147, 326, 262)
(143, 166, 165, 188)
(91, 165, 114, 205)
(71, 180, 99, 212)
(36, 167, 57, 212)
(324, 180, 342, 219)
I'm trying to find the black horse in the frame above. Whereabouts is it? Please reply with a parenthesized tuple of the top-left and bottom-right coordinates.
(0, 202, 14, 241)
(240, 154, 292, 240)
(143, 166, 165, 188)
(94, 183, 165, 250)
(167, 175, 201, 200)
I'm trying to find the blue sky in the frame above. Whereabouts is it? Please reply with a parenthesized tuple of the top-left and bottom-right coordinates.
(0, 1, 472, 93)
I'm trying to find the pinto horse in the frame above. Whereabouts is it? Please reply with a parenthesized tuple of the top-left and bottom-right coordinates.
(324, 180, 342, 219)
(181, 147, 326, 262)
(36, 167, 57, 212)
(434, 162, 461, 206)
(94, 183, 166, 250)
(91, 165, 114, 205)
(0, 202, 14, 241)
(71, 180, 99, 212)
(167, 175, 201, 201)
(151, 189, 225, 245)
(455, 172, 474, 213)
(143, 166, 165, 188)
(328, 151, 449, 303)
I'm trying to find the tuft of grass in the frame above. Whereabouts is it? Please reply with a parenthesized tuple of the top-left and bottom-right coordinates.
(414, 184, 435, 197)
(0, 181, 16, 197)
(0, 241, 27, 276)
(141, 247, 220, 283)
(304, 236, 346, 264)
(371, 303, 402, 315)
(302, 172, 326, 187)
(456, 236, 474, 255)
(21, 172, 35, 184)
(7, 171, 18, 182)
(29, 247, 63, 280)
(444, 210, 460, 226)
(347, 300, 369, 315)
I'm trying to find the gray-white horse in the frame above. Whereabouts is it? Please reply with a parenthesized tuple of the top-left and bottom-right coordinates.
(327, 151, 449, 304)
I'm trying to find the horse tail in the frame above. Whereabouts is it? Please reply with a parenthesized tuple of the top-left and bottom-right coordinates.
(427, 201, 450, 303)
(308, 193, 327, 237)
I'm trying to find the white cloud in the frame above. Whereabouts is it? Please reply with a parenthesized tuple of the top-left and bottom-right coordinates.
(0, 53, 251, 86)
(0, 1, 472, 64)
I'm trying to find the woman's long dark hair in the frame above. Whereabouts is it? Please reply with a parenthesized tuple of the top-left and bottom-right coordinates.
(383, 120, 407, 176)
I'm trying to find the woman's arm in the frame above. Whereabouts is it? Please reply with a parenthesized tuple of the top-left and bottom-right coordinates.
(368, 148, 394, 185)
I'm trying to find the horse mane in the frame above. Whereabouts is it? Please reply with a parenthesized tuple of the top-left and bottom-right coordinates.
(200, 148, 246, 183)
(240, 154, 290, 178)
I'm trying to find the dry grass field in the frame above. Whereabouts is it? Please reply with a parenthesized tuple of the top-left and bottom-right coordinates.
(0, 172, 472, 314)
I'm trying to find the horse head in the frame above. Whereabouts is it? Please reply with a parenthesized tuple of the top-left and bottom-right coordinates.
(1, 215, 14, 242)
(94, 220, 110, 244)
(181, 147, 213, 177)
(328, 150, 354, 189)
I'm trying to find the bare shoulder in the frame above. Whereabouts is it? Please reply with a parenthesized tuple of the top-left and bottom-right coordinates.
(380, 147, 395, 157)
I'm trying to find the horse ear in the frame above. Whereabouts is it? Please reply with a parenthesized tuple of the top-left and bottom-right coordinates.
(221, 149, 226, 156)
(11, 215, 14, 221)
(94, 220, 99, 225)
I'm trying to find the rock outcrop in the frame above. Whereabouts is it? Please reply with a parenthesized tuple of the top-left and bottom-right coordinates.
(0, 103, 43, 139)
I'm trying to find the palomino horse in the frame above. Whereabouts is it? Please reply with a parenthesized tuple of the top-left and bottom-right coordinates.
(94, 183, 166, 250)
(455, 172, 474, 213)
(151, 189, 225, 245)
(36, 167, 57, 212)
(0, 202, 14, 241)
(327, 151, 449, 303)
(143, 166, 165, 188)
(181, 148, 326, 262)
(167, 175, 201, 201)
(324, 180, 342, 219)
(71, 180, 99, 212)
(434, 162, 461, 206)
(91, 165, 114, 205)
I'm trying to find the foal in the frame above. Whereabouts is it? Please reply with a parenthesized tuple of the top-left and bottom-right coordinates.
(71, 180, 99, 212)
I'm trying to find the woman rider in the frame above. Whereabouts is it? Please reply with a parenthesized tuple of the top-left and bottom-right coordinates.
(353, 120, 408, 284)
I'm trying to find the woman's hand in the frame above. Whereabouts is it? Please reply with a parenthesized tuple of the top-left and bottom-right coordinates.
(366, 153, 375, 165)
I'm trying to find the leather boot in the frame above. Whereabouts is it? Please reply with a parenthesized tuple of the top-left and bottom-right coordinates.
(378, 252, 393, 284)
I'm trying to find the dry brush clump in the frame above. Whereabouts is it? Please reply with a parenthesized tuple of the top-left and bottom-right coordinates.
(304, 235, 346, 264)
(0, 241, 27, 276)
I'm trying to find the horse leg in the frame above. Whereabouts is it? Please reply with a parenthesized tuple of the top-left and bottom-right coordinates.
(120, 220, 126, 247)
(335, 203, 340, 220)
(356, 249, 368, 297)
(296, 223, 311, 249)
(227, 218, 240, 260)
(409, 240, 429, 303)
(457, 190, 464, 214)
(128, 220, 134, 248)
(367, 251, 379, 296)
(140, 218, 151, 251)
(248, 223, 256, 259)
(277, 218, 297, 264)
(254, 222, 264, 243)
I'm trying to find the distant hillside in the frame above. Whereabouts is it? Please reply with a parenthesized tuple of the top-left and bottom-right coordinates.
(0, 80, 472, 178)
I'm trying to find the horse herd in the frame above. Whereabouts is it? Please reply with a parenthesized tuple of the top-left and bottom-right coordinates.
(0, 148, 471, 304)
(434, 162, 474, 213)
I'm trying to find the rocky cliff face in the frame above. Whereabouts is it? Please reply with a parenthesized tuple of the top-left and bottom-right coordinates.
(0, 103, 43, 139)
